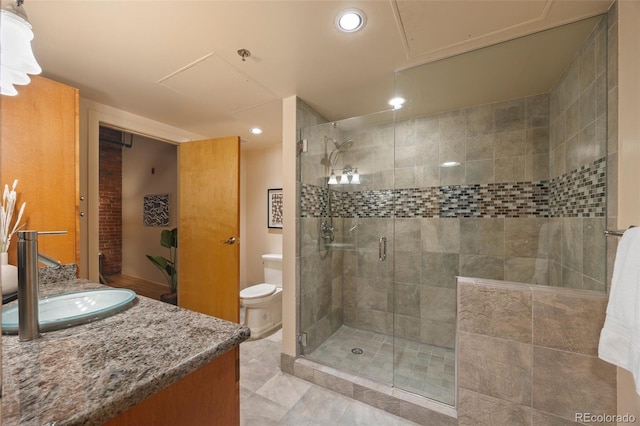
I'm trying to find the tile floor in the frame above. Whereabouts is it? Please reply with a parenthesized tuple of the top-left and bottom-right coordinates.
(240, 329, 421, 425)
(306, 326, 455, 405)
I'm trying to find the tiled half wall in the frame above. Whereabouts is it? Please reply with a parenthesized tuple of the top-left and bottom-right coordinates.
(456, 277, 615, 425)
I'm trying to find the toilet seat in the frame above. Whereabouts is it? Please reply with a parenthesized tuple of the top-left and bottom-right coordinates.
(240, 283, 276, 300)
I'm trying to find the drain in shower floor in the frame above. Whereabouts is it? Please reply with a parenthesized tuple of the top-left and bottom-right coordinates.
(351, 348, 364, 355)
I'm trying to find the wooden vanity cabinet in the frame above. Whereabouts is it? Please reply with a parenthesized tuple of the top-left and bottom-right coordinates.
(0, 75, 79, 266)
(104, 347, 240, 425)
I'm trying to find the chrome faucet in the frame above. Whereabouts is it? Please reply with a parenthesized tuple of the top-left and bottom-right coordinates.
(321, 220, 335, 242)
(17, 230, 66, 341)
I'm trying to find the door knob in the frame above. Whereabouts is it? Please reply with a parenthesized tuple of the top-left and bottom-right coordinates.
(221, 237, 237, 245)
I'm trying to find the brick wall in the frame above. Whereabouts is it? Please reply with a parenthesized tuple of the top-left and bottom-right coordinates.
(99, 127, 123, 275)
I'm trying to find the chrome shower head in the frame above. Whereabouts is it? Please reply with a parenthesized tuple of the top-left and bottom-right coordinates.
(324, 136, 353, 151)
(337, 139, 354, 150)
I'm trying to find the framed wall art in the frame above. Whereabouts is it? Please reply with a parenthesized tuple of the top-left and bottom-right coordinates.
(268, 188, 283, 229)
(143, 194, 170, 226)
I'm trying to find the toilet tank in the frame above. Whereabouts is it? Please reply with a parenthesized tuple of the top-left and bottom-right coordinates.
(262, 253, 283, 286)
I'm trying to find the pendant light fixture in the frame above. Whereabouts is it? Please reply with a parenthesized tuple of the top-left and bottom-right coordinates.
(350, 168, 360, 184)
(1, 0, 41, 96)
(328, 170, 338, 185)
(339, 171, 350, 185)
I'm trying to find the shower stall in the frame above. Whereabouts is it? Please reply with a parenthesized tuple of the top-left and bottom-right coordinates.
(296, 14, 608, 409)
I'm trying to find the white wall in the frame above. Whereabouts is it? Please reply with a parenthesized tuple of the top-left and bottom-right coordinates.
(282, 96, 298, 356)
(240, 144, 283, 290)
(121, 135, 177, 286)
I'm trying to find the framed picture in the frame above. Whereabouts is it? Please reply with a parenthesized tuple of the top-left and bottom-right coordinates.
(143, 194, 170, 226)
(268, 188, 283, 229)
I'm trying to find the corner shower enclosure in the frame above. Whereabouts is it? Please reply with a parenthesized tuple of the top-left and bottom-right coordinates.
(299, 113, 458, 405)
(297, 14, 608, 408)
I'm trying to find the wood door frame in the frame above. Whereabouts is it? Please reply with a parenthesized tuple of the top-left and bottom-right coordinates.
(82, 102, 203, 281)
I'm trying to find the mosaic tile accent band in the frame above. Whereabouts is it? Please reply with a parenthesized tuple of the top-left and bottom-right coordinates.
(301, 159, 605, 219)
(549, 157, 606, 218)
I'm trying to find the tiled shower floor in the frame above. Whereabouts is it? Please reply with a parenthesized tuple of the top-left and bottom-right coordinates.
(305, 326, 455, 405)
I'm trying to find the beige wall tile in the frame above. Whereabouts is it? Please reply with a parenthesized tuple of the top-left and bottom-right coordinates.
(394, 313, 421, 341)
(458, 282, 532, 343)
(421, 252, 459, 288)
(504, 257, 549, 285)
(532, 291, 607, 356)
(438, 110, 466, 142)
(395, 219, 421, 252)
(561, 218, 584, 272)
(532, 346, 616, 422)
(420, 285, 456, 323)
(395, 252, 421, 284)
(526, 94, 550, 129)
(495, 99, 526, 132)
(465, 159, 494, 184)
(466, 134, 495, 160)
(394, 283, 420, 317)
(526, 127, 550, 155)
(525, 152, 549, 181)
(420, 319, 456, 348)
(582, 218, 606, 284)
(495, 129, 526, 157)
(458, 388, 531, 426)
(495, 156, 526, 183)
(421, 218, 460, 253)
(458, 331, 532, 405)
(460, 218, 505, 256)
(466, 104, 495, 136)
(505, 218, 549, 258)
(459, 254, 504, 280)
(440, 164, 465, 186)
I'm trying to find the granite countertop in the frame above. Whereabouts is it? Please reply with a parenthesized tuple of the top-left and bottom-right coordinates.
(1, 278, 250, 426)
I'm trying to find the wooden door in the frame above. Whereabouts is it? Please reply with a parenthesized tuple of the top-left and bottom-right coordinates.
(0, 76, 79, 266)
(178, 136, 240, 322)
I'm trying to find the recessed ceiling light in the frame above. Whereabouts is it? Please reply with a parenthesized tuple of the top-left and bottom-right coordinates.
(440, 161, 461, 168)
(388, 97, 405, 110)
(336, 9, 366, 33)
(250, 127, 262, 134)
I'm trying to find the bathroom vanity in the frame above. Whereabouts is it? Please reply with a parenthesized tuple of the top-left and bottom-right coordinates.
(1, 279, 250, 425)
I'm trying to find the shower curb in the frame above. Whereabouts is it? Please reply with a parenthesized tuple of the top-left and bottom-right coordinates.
(290, 356, 457, 426)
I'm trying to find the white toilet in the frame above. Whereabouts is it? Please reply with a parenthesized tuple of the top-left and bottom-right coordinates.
(240, 253, 283, 339)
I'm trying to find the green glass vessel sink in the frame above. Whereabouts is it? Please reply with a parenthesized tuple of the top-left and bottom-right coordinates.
(2, 288, 136, 334)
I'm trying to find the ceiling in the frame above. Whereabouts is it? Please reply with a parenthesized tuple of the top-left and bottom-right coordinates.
(24, 0, 613, 149)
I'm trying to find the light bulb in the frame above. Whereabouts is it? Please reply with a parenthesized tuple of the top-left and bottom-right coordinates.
(351, 168, 360, 184)
(328, 170, 338, 185)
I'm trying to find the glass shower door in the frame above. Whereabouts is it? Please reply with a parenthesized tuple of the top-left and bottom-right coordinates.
(298, 113, 397, 386)
(298, 110, 457, 405)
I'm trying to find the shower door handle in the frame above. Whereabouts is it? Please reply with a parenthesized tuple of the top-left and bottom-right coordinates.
(379, 236, 387, 261)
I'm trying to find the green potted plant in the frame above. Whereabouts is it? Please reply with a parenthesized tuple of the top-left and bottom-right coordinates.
(146, 227, 178, 305)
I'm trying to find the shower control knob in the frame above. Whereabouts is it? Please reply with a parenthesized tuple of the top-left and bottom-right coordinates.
(221, 237, 237, 245)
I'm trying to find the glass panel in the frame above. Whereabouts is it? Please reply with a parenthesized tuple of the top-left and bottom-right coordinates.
(298, 112, 396, 385)
(297, 13, 607, 410)
(392, 15, 608, 405)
